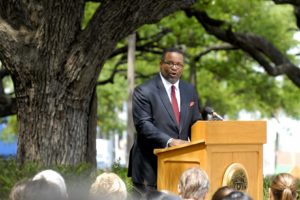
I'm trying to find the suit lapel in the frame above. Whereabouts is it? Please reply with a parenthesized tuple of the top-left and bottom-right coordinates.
(179, 81, 188, 134)
(155, 75, 179, 130)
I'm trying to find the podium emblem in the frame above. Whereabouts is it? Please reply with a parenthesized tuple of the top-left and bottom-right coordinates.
(222, 163, 248, 192)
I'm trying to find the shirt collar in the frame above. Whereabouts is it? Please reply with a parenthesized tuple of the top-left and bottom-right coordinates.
(159, 73, 179, 90)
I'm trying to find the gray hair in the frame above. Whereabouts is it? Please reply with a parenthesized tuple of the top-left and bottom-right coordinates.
(32, 169, 67, 197)
(179, 167, 210, 200)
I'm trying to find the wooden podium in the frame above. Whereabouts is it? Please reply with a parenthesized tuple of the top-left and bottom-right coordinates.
(154, 121, 266, 200)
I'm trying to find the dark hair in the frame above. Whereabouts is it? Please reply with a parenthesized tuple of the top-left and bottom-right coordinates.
(221, 191, 253, 200)
(212, 186, 236, 200)
(161, 48, 184, 61)
(142, 190, 181, 200)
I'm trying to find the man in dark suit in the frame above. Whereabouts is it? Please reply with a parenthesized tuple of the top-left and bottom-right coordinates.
(128, 48, 202, 198)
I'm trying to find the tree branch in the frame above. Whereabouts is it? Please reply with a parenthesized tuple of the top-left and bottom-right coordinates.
(63, 0, 194, 91)
(185, 8, 300, 88)
(36, 1, 84, 77)
(85, 0, 104, 2)
(0, 68, 9, 79)
(0, 95, 16, 117)
(0, 0, 33, 30)
(97, 43, 162, 85)
(84, 0, 194, 45)
(194, 43, 237, 62)
(97, 57, 127, 85)
(0, 0, 38, 61)
(272, 0, 300, 29)
(272, 0, 300, 6)
(0, 20, 19, 58)
(109, 28, 171, 59)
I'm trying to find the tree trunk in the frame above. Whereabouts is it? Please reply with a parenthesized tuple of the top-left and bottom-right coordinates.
(0, 0, 195, 166)
(126, 33, 136, 166)
(15, 76, 95, 165)
(86, 88, 97, 166)
(189, 60, 197, 86)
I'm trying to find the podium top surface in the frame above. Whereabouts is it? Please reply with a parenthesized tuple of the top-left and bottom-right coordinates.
(154, 140, 205, 155)
(191, 120, 266, 144)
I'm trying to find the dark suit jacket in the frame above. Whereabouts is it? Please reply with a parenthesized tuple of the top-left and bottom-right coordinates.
(128, 74, 202, 186)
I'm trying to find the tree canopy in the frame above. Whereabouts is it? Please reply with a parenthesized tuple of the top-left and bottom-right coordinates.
(97, 0, 300, 136)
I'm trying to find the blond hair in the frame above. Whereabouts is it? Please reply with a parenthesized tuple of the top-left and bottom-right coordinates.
(178, 167, 210, 200)
(90, 172, 127, 200)
(270, 173, 298, 200)
(9, 179, 28, 200)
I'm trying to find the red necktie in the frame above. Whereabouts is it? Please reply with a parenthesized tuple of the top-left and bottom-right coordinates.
(171, 85, 180, 125)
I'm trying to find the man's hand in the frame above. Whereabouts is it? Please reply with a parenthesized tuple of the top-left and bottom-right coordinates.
(168, 139, 189, 147)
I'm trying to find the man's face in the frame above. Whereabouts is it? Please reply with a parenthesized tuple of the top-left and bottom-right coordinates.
(160, 52, 184, 84)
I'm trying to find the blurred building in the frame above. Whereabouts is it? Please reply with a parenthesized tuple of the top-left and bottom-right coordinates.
(238, 110, 300, 175)
(95, 132, 127, 169)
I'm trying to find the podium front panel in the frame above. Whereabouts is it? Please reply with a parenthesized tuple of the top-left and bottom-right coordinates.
(155, 121, 266, 200)
(156, 141, 206, 193)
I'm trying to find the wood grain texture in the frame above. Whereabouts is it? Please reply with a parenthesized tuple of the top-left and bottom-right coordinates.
(155, 121, 266, 200)
(191, 120, 266, 144)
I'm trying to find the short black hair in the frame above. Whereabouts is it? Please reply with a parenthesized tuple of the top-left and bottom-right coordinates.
(222, 191, 253, 200)
(143, 190, 181, 200)
(161, 47, 184, 61)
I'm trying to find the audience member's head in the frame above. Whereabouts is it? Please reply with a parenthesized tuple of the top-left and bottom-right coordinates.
(22, 178, 67, 200)
(178, 167, 210, 200)
(269, 173, 298, 200)
(33, 169, 68, 198)
(212, 186, 236, 200)
(9, 179, 29, 200)
(89, 172, 127, 200)
(221, 191, 252, 200)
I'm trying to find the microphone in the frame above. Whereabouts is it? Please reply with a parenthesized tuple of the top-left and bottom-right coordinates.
(204, 106, 224, 120)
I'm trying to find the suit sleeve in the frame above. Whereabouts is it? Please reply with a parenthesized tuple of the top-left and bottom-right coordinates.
(132, 86, 171, 148)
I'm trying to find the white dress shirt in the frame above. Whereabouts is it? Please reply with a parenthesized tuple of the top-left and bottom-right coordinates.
(159, 73, 182, 147)
(159, 73, 181, 111)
